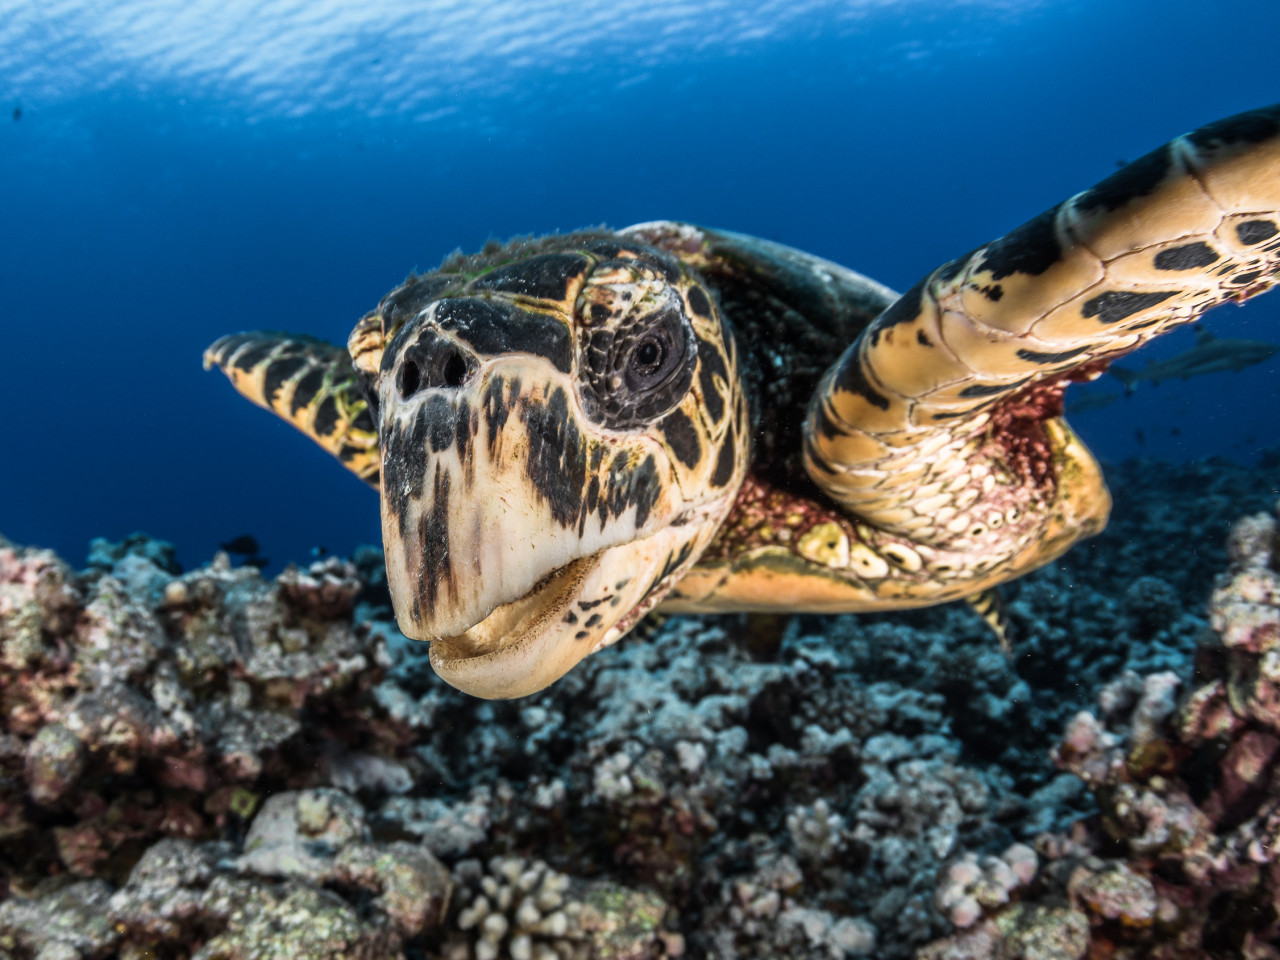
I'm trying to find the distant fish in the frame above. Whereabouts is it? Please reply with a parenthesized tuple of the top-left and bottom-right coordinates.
(1065, 389, 1122, 415)
(1135, 428, 1146, 446)
(310, 545, 329, 559)
(1110, 326, 1279, 395)
(219, 534, 260, 555)
(11, 106, 20, 122)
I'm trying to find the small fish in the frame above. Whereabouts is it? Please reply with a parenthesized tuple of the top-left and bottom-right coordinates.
(1065, 389, 1122, 415)
(1110, 326, 1278, 395)
(1135, 428, 1146, 446)
(310, 545, 329, 559)
(219, 534, 260, 555)
(11, 106, 20, 122)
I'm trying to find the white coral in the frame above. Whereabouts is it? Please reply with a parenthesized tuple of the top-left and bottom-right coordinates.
(786, 798, 847, 864)
(446, 856, 588, 960)
(935, 843, 1038, 929)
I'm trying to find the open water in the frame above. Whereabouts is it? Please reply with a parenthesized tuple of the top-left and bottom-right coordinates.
(3, 0, 1279, 570)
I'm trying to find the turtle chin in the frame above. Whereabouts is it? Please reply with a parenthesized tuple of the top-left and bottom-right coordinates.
(427, 553, 599, 699)
(426, 524, 702, 699)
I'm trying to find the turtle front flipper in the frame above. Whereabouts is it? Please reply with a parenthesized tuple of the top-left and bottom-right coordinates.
(204, 330, 380, 486)
(806, 103, 1280, 600)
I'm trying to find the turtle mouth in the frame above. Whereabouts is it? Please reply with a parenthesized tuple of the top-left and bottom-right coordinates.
(431, 552, 600, 664)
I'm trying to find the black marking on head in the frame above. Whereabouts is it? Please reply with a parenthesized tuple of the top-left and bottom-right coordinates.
(470, 253, 590, 301)
(1153, 242, 1219, 271)
(597, 453, 660, 530)
(1233, 270, 1262, 285)
(1081, 290, 1176, 324)
(378, 274, 462, 334)
(314, 396, 340, 437)
(483, 376, 512, 456)
(585, 613, 602, 628)
(631, 456, 659, 529)
(1237, 220, 1279, 245)
(871, 278, 926, 338)
(1075, 146, 1173, 214)
(382, 406, 433, 537)
(696, 337, 727, 424)
(262, 356, 309, 402)
(687, 285, 712, 318)
(424, 394, 455, 452)
(575, 630, 590, 640)
(522, 386, 588, 528)
(986, 285, 1004, 302)
(291, 367, 326, 416)
(1187, 104, 1280, 150)
(1016, 346, 1088, 365)
(960, 379, 1028, 398)
(711, 431, 736, 487)
(419, 463, 453, 611)
(660, 408, 701, 469)
(975, 203, 1064, 280)
(833, 356, 889, 411)
(590, 303, 611, 324)
(338, 445, 359, 462)
(455, 398, 472, 458)
(644, 540, 696, 600)
(915, 330, 932, 347)
(436, 298, 572, 374)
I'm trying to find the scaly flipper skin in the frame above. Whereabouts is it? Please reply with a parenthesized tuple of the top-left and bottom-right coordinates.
(205, 104, 1280, 699)
(204, 333, 380, 485)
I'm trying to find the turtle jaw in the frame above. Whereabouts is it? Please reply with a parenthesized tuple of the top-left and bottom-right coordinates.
(426, 522, 707, 699)
(429, 552, 600, 700)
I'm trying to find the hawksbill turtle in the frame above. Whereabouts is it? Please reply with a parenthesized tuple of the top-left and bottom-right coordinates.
(207, 103, 1280, 699)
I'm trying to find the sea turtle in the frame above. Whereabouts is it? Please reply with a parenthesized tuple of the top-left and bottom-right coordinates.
(206, 103, 1280, 699)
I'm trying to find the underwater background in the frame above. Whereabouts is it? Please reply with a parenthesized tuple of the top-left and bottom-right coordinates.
(6, 3, 1280, 959)
(3, 0, 1280, 571)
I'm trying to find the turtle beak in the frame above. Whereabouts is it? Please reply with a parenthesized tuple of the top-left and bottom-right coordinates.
(378, 349, 688, 697)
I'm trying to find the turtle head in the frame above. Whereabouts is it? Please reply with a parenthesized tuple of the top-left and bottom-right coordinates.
(360, 237, 747, 698)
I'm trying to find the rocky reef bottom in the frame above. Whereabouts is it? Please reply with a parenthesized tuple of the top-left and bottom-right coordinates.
(3, 452, 1280, 960)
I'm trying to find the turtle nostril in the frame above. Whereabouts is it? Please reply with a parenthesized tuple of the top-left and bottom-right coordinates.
(441, 349, 468, 388)
(398, 359, 422, 399)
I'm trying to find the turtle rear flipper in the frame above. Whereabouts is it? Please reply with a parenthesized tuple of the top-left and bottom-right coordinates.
(204, 331, 379, 486)
(807, 102, 1280, 595)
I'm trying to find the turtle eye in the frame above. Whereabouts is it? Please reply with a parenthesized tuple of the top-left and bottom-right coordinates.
(623, 309, 683, 393)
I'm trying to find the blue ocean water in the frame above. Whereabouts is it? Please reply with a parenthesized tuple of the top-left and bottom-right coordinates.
(3, 0, 1279, 573)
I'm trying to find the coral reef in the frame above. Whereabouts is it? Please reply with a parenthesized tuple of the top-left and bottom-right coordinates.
(921, 493, 1280, 959)
(1, 453, 1280, 957)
